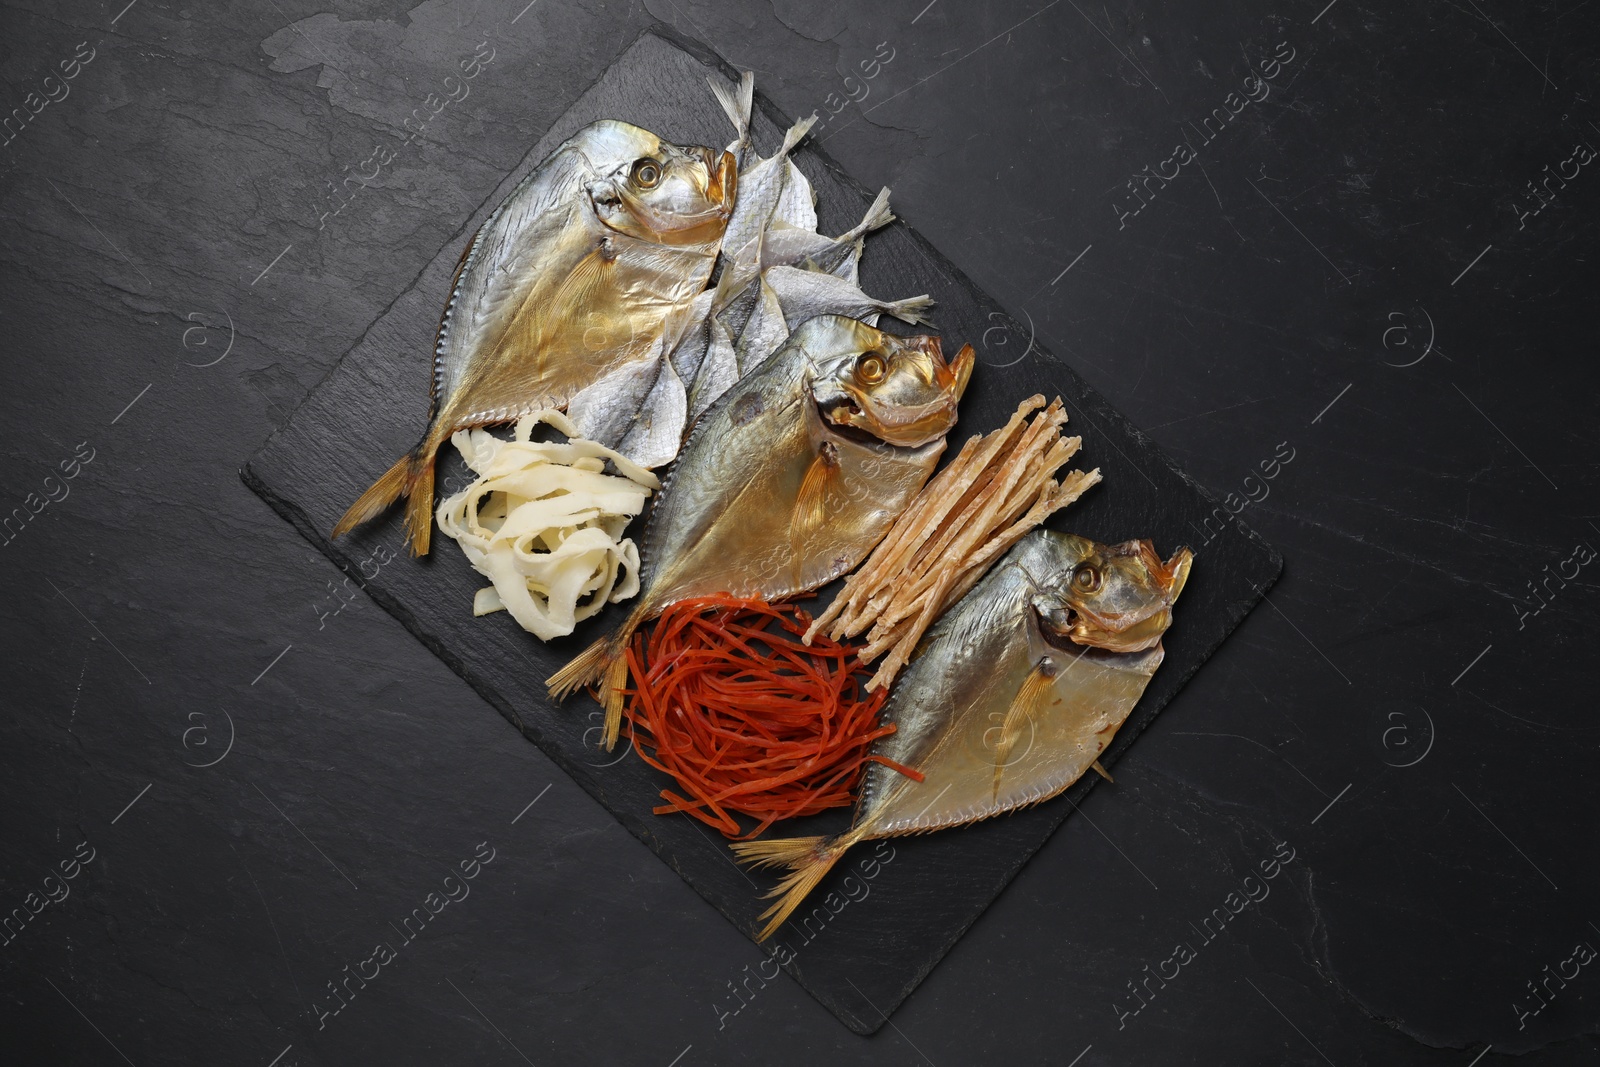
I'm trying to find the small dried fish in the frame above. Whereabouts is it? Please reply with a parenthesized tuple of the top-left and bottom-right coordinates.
(333, 120, 736, 555)
(761, 187, 895, 284)
(714, 116, 816, 307)
(548, 315, 976, 748)
(733, 530, 1193, 941)
(763, 264, 934, 329)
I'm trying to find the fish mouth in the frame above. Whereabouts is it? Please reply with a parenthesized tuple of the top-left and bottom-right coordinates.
(816, 396, 927, 449)
(1037, 544, 1194, 654)
(821, 340, 976, 448)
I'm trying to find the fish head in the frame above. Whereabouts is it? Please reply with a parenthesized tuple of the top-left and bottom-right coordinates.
(1025, 532, 1193, 654)
(582, 121, 736, 247)
(800, 315, 975, 448)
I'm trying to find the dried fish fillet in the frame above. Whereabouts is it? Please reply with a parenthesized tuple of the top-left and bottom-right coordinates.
(761, 187, 895, 284)
(763, 264, 934, 329)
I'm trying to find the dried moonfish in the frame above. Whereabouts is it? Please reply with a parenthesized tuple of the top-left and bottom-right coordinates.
(734, 530, 1194, 940)
(333, 120, 736, 555)
(548, 315, 976, 748)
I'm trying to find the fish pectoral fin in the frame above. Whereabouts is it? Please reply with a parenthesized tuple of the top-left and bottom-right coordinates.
(494, 245, 617, 387)
(789, 442, 841, 555)
(992, 659, 1055, 801)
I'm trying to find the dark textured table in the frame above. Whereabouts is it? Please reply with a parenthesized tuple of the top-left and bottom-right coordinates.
(3, 1, 1597, 1064)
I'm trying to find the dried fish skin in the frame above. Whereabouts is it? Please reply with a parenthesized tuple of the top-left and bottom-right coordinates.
(732, 530, 1193, 941)
(548, 315, 975, 749)
(332, 119, 736, 556)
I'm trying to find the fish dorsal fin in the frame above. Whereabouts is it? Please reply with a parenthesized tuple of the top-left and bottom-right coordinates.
(430, 222, 486, 414)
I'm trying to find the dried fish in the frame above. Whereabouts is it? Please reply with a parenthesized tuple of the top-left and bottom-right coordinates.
(734, 530, 1194, 940)
(763, 264, 933, 329)
(761, 187, 895, 284)
(714, 116, 816, 307)
(547, 315, 976, 748)
(333, 119, 736, 555)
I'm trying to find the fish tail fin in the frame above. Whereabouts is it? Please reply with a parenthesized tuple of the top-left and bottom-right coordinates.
(709, 71, 754, 139)
(332, 440, 439, 555)
(597, 650, 632, 750)
(779, 113, 817, 158)
(546, 620, 638, 750)
(881, 293, 935, 327)
(850, 187, 895, 239)
(403, 451, 437, 557)
(731, 829, 866, 942)
(547, 633, 612, 701)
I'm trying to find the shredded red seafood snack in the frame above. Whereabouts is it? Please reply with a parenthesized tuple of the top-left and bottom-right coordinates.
(621, 595, 923, 840)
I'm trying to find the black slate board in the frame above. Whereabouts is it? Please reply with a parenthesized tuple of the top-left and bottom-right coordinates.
(243, 27, 1281, 1035)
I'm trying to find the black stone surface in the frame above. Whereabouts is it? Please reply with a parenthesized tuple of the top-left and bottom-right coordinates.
(242, 27, 1281, 1035)
(3, 1, 1598, 1064)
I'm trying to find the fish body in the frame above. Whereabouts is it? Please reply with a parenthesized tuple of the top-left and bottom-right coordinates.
(333, 119, 736, 555)
(548, 315, 976, 747)
(732, 530, 1193, 941)
(713, 116, 816, 308)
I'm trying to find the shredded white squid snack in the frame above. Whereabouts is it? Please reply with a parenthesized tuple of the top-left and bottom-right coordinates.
(436, 410, 659, 640)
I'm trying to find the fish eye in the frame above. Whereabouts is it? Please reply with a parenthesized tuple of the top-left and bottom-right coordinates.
(631, 159, 662, 188)
(1072, 564, 1103, 594)
(855, 352, 887, 384)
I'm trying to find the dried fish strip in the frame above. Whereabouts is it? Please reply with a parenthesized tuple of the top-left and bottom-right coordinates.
(807, 396, 1101, 690)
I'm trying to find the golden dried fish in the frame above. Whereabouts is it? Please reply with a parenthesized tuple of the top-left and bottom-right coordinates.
(548, 315, 976, 748)
(733, 530, 1193, 940)
(332, 119, 736, 555)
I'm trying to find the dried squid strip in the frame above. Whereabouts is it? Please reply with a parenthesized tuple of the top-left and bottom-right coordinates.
(806, 396, 1101, 690)
(436, 410, 658, 641)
